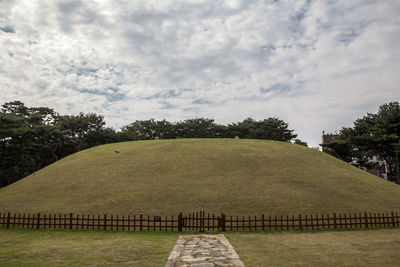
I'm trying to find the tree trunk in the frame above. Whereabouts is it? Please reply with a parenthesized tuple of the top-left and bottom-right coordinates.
(51, 144, 59, 161)
(76, 138, 84, 152)
(19, 139, 25, 178)
(35, 159, 43, 171)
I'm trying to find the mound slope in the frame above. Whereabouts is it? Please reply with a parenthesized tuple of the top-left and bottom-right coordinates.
(0, 139, 399, 215)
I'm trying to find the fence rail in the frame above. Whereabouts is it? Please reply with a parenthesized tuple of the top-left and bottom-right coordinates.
(1, 211, 399, 232)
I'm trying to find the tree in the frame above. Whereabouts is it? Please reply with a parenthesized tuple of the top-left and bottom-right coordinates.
(0, 102, 62, 185)
(227, 118, 256, 138)
(0, 101, 107, 187)
(84, 127, 121, 148)
(1, 100, 29, 116)
(57, 113, 106, 152)
(227, 117, 297, 142)
(0, 112, 26, 186)
(121, 119, 174, 140)
(294, 139, 308, 147)
(174, 118, 219, 138)
(322, 102, 400, 181)
(321, 138, 353, 162)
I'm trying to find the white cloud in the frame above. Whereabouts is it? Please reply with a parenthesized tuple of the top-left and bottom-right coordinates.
(1, 0, 399, 147)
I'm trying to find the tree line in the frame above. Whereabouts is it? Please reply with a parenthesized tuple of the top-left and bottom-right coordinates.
(322, 102, 400, 183)
(0, 100, 301, 188)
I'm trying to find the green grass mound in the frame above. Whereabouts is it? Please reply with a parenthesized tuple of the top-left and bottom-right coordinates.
(0, 139, 399, 215)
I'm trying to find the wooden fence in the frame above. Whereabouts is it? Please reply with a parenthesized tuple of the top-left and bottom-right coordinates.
(0, 213, 178, 231)
(1, 211, 399, 232)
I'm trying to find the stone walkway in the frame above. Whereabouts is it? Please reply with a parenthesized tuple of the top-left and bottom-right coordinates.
(165, 234, 245, 267)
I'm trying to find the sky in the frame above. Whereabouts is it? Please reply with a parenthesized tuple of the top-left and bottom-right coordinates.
(1, 0, 399, 147)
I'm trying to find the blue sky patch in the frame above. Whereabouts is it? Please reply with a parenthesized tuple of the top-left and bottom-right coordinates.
(0, 25, 15, 33)
(260, 84, 292, 94)
(160, 101, 176, 110)
(192, 98, 212, 105)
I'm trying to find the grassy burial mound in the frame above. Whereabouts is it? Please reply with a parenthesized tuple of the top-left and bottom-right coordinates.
(0, 139, 400, 216)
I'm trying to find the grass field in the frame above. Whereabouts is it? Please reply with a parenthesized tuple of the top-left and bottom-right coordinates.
(1, 228, 400, 266)
(1, 139, 400, 215)
(227, 229, 400, 266)
(0, 229, 178, 266)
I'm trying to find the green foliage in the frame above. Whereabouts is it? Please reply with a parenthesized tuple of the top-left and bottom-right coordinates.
(174, 118, 220, 138)
(121, 119, 174, 140)
(57, 113, 106, 152)
(121, 118, 223, 139)
(1, 100, 29, 116)
(120, 117, 297, 142)
(321, 139, 352, 161)
(227, 117, 297, 141)
(84, 127, 121, 148)
(0, 101, 111, 188)
(293, 139, 308, 147)
(322, 102, 400, 181)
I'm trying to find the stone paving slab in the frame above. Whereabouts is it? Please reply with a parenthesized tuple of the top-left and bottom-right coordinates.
(165, 234, 245, 267)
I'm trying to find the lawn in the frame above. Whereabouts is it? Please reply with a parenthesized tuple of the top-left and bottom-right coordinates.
(227, 228, 400, 266)
(0, 229, 178, 266)
(1, 228, 400, 266)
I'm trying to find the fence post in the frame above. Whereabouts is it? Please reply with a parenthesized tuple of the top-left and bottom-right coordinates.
(391, 212, 395, 227)
(178, 212, 183, 232)
(69, 213, 73, 230)
(298, 214, 302, 230)
(6, 212, 10, 228)
(103, 214, 107, 231)
(221, 213, 226, 232)
(333, 213, 337, 229)
(202, 211, 205, 232)
(364, 212, 368, 228)
(36, 213, 41, 229)
(262, 214, 265, 231)
(199, 211, 203, 232)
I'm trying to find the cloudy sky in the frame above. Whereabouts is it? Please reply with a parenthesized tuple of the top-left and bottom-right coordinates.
(1, 0, 399, 147)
